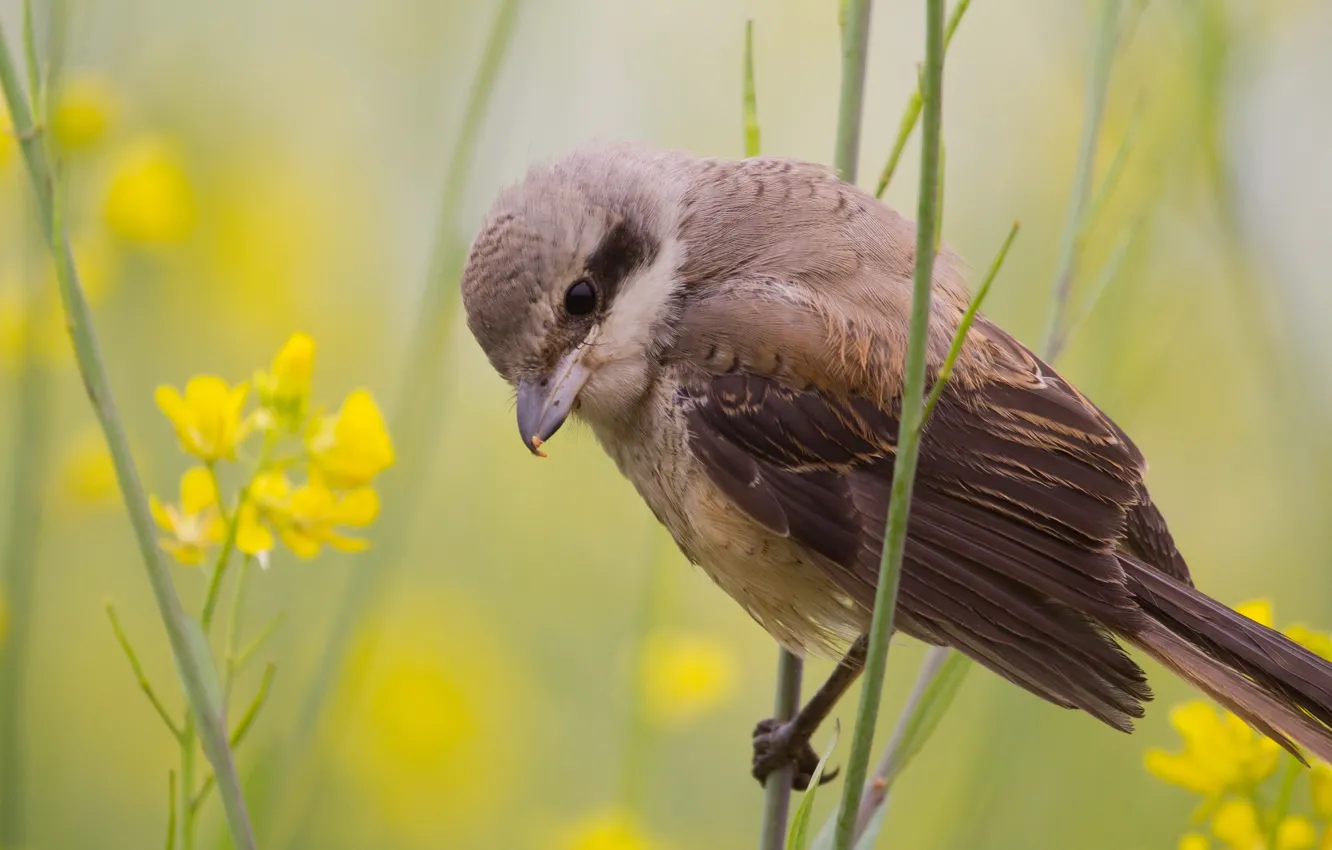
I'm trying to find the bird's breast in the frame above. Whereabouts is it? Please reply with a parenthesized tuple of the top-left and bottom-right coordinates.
(584, 381, 867, 658)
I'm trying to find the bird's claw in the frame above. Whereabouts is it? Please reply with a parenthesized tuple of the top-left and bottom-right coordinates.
(751, 717, 839, 791)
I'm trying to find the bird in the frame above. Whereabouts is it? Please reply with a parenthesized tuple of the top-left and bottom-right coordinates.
(460, 141, 1332, 789)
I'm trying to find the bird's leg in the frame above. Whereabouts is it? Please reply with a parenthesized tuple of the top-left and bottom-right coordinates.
(752, 635, 868, 790)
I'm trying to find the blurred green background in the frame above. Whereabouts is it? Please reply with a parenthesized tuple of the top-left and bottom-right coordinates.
(2, 0, 1332, 847)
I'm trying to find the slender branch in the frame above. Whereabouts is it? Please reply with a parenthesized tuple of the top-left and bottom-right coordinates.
(922, 221, 1021, 423)
(743, 19, 760, 159)
(742, 16, 809, 850)
(832, 0, 874, 184)
(224, 556, 254, 700)
(758, 649, 804, 850)
(234, 613, 284, 675)
(1041, 0, 1122, 355)
(193, 663, 277, 812)
(0, 20, 257, 850)
(166, 770, 177, 850)
(873, 0, 973, 199)
(831, 0, 944, 846)
(847, 6, 1134, 836)
(106, 603, 185, 740)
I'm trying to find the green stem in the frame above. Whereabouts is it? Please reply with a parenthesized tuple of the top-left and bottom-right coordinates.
(106, 603, 184, 740)
(0, 298, 51, 850)
(1041, 0, 1122, 357)
(0, 19, 257, 850)
(743, 19, 760, 159)
(224, 556, 253, 701)
(831, 0, 874, 183)
(831, 0, 944, 846)
(202, 436, 275, 634)
(180, 714, 197, 850)
(758, 648, 804, 850)
(873, 0, 973, 199)
(617, 534, 669, 812)
(166, 770, 177, 850)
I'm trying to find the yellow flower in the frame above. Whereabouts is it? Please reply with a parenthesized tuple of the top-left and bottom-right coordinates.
(103, 137, 196, 244)
(254, 332, 315, 431)
(155, 376, 250, 461)
(149, 467, 224, 565)
(1145, 701, 1280, 797)
(1181, 835, 1211, 850)
(1236, 599, 1274, 628)
(51, 73, 118, 152)
(236, 472, 378, 558)
(1284, 624, 1332, 661)
(58, 427, 119, 506)
(640, 631, 738, 727)
(0, 288, 23, 368)
(337, 593, 525, 841)
(1312, 764, 1332, 820)
(556, 809, 655, 850)
(307, 389, 394, 488)
(1210, 799, 1315, 850)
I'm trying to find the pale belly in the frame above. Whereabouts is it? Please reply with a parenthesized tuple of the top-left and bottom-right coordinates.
(589, 401, 867, 658)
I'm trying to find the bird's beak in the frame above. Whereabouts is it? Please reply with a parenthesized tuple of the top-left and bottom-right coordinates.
(516, 348, 591, 457)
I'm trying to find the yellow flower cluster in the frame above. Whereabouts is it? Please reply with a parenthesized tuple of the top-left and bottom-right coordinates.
(150, 333, 393, 565)
(639, 631, 738, 727)
(1147, 600, 1332, 850)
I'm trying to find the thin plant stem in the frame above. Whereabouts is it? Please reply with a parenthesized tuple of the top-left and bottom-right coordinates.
(0, 221, 53, 850)
(234, 613, 284, 675)
(201, 435, 275, 633)
(742, 15, 808, 850)
(106, 603, 185, 740)
(873, 0, 973, 199)
(0, 19, 257, 850)
(1266, 756, 1302, 849)
(224, 556, 254, 701)
(847, 4, 1133, 833)
(1041, 0, 1122, 356)
(166, 770, 178, 850)
(831, 0, 944, 846)
(743, 19, 760, 159)
(616, 531, 671, 811)
(758, 649, 804, 850)
(193, 662, 277, 813)
(832, 0, 874, 184)
(922, 221, 1021, 423)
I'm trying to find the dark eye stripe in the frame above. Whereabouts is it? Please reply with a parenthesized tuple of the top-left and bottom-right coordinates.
(584, 219, 660, 307)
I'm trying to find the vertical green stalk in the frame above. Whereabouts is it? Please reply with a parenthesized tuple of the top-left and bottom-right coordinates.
(832, 0, 874, 185)
(1042, 0, 1121, 360)
(847, 2, 1131, 838)
(743, 17, 808, 850)
(830, 0, 944, 846)
(0, 17, 257, 850)
(0, 268, 53, 850)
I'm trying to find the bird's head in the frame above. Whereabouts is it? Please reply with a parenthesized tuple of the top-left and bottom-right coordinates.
(461, 144, 692, 455)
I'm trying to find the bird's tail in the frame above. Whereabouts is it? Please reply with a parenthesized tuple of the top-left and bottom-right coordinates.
(1120, 555, 1332, 764)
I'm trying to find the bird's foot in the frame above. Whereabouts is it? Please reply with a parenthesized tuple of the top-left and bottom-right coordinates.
(751, 717, 838, 791)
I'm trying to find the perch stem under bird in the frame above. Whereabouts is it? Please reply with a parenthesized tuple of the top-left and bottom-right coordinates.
(460, 142, 1332, 791)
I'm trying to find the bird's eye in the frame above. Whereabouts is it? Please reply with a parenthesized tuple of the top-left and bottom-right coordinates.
(564, 279, 598, 316)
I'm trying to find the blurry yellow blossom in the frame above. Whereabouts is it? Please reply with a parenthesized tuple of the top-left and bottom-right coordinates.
(103, 137, 196, 244)
(640, 631, 737, 727)
(556, 809, 655, 850)
(236, 472, 377, 558)
(1145, 701, 1280, 797)
(339, 593, 524, 840)
(51, 74, 118, 152)
(1236, 599, 1274, 628)
(1181, 835, 1211, 850)
(1285, 624, 1332, 662)
(254, 331, 315, 431)
(149, 467, 224, 565)
(1209, 799, 1315, 850)
(58, 427, 118, 506)
(155, 375, 250, 461)
(0, 288, 22, 367)
(1312, 764, 1332, 820)
(307, 389, 394, 487)
(0, 113, 12, 172)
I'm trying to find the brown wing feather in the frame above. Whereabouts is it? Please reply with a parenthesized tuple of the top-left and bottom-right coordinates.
(680, 363, 1157, 725)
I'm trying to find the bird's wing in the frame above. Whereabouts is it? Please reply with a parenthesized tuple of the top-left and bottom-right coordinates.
(677, 318, 1162, 728)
